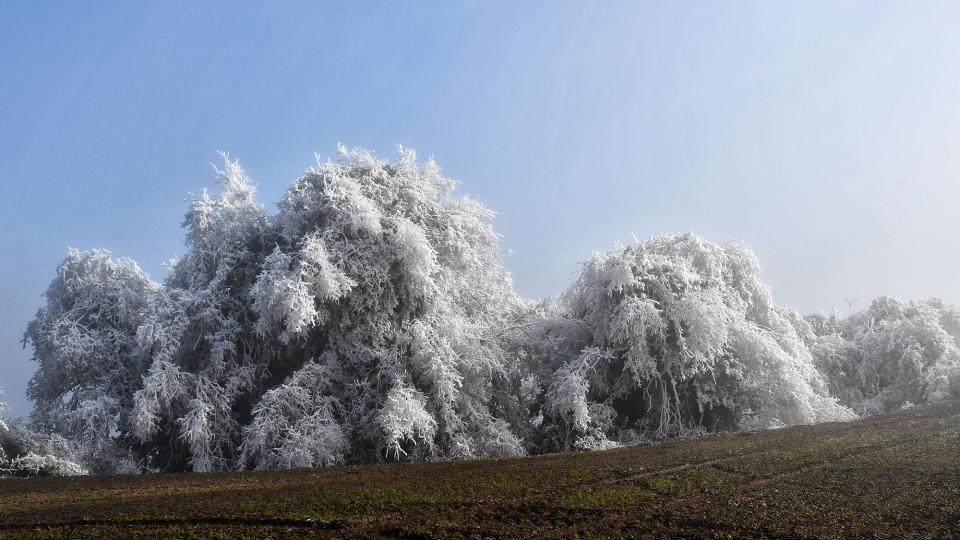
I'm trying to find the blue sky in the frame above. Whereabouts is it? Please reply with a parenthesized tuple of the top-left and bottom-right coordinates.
(2, 1, 960, 416)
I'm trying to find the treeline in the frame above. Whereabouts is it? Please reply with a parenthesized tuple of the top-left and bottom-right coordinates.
(5, 147, 959, 476)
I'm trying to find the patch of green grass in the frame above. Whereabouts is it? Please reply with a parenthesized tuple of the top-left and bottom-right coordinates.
(557, 485, 651, 509)
(636, 465, 741, 498)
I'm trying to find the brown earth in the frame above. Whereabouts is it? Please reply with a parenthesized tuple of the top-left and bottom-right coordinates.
(1, 399, 958, 539)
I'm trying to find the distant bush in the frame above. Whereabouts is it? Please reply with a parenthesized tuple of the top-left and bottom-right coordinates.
(3, 452, 86, 477)
(0, 398, 86, 477)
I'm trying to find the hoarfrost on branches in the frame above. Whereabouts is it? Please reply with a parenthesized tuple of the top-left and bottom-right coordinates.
(0, 389, 87, 477)
(22, 249, 155, 473)
(808, 297, 960, 415)
(19, 146, 960, 474)
(27, 147, 522, 472)
(239, 358, 348, 469)
(535, 234, 855, 451)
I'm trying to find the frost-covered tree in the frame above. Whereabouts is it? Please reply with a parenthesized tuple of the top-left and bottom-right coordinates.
(23, 249, 156, 473)
(119, 147, 524, 472)
(239, 146, 524, 466)
(494, 298, 594, 452)
(535, 234, 854, 451)
(809, 297, 960, 415)
(130, 155, 275, 472)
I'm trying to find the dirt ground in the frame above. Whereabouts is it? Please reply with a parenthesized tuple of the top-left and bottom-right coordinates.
(1, 399, 958, 539)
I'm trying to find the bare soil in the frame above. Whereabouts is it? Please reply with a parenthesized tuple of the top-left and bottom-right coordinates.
(2, 399, 958, 538)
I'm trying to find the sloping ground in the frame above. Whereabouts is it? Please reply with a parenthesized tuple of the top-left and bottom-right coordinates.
(1, 400, 958, 539)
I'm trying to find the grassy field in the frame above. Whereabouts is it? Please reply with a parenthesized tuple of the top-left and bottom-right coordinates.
(1, 400, 958, 539)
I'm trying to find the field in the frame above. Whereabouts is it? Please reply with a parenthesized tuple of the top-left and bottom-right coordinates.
(1, 400, 958, 539)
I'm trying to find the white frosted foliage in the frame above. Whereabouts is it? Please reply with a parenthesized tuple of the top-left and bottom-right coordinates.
(19, 147, 960, 475)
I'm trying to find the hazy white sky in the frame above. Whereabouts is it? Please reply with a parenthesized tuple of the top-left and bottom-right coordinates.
(2, 1, 960, 415)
